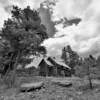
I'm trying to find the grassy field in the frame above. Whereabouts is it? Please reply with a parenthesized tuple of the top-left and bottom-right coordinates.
(0, 76, 100, 100)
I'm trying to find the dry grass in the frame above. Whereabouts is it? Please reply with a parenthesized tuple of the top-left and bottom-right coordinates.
(0, 76, 100, 100)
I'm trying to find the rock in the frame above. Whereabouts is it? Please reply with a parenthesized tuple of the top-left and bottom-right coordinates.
(57, 96, 63, 100)
(20, 81, 44, 92)
(0, 96, 4, 100)
(77, 91, 83, 95)
(30, 95, 36, 99)
(69, 97, 73, 100)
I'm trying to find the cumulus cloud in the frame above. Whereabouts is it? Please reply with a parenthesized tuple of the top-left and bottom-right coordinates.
(0, 0, 100, 57)
(1, 0, 45, 9)
(0, 0, 55, 37)
(42, 0, 100, 57)
(0, 3, 11, 28)
(0, 0, 45, 28)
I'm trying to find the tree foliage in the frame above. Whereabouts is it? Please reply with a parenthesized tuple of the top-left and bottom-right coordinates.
(61, 45, 79, 73)
(75, 55, 99, 89)
(96, 55, 100, 70)
(0, 6, 48, 76)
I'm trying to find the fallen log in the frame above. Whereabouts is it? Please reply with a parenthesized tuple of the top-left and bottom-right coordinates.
(57, 82, 72, 87)
(20, 81, 44, 92)
(52, 80, 72, 87)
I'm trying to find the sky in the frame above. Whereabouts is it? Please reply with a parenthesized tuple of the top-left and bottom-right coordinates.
(0, 0, 100, 58)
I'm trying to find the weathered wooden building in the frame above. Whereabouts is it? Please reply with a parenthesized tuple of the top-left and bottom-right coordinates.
(25, 57, 54, 76)
(25, 56, 71, 77)
(47, 57, 71, 77)
(38, 58, 53, 76)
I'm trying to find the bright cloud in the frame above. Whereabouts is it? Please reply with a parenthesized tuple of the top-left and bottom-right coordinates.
(0, 0, 100, 57)
(0, 0, 45, 28)
(42, 0, 100, 57)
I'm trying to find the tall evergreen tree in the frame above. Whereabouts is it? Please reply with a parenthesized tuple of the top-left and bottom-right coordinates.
(75, 55, 99, 89)
(0, 6, 48, 81)
(96, 55, 100, 70)
(61, 45, 79, 74)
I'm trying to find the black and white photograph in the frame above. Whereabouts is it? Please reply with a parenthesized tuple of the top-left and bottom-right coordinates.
(0, 0, 100, 100)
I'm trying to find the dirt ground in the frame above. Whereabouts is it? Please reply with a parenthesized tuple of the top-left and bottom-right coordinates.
(0, 76, 100, 100)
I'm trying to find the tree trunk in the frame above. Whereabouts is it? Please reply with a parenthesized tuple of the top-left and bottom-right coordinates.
(87, 65, 93, 89)
(10, 51, 20, 87)
(88, 74, 93, 89)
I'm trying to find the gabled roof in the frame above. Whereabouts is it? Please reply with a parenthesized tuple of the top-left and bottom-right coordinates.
(25, 57, 42, 68)
(25, 56, 71, 69)
(44, 58, 53, 66)
(25, 56, 53, 68)
(48, 57, 71, 69)
(53, 59, 71, 69)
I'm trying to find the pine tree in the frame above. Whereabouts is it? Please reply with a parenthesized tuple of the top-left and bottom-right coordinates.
(0, 6, 48, 87)
(75, 55, 99, 89)
(61, 45, 79, 74)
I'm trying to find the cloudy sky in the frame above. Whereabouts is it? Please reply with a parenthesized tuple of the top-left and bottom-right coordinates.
(0, 0, 100, 58)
